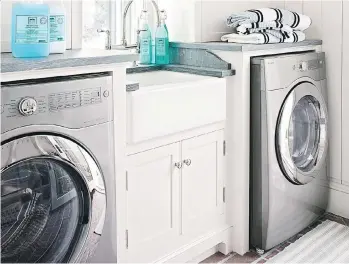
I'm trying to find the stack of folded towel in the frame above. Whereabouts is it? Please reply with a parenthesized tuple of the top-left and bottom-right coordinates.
(221, 8, 311, 44)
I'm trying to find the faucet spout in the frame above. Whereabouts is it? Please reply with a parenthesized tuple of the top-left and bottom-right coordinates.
(122, 0, 160, 48)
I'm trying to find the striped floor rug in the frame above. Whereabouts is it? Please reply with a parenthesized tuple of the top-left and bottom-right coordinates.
(266, 220, 349, 263)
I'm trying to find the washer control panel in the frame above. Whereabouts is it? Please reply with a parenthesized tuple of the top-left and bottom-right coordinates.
(1, 73, 113, 133)
(3, 96, 47, 118)
(48, 88, 102, 112)
(2, 87, 102, 118)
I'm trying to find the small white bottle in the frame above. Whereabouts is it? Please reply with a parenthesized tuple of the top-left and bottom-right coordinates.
(49, 1, 66, 53)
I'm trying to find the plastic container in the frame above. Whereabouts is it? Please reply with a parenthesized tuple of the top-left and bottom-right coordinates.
(50, 1, 66, 54)
(11, 1, 50, 58)
(155, 10, 170, 65)
(138, 10, 152, 65)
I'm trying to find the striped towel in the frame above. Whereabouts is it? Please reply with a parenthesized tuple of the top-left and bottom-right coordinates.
(221, 31, 305, 44)
(227, 8, 311, 31)
(222, 8, 311, 44)
(236, 21, 294, 35)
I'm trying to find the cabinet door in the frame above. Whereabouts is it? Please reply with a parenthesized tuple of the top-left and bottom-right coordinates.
(125, 143, 181, 263)
(181, 130, 225, 237)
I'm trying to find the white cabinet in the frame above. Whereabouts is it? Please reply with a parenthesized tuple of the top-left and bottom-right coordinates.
(124, 130, 226, 262)
(125, 143, 181, 263)
(181, 130, 225, 238)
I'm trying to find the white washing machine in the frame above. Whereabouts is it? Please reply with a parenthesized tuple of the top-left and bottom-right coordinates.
(250, 52, 329, 252)
(1, 73, 117, 263)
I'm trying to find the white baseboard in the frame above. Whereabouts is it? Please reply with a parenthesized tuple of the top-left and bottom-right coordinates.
(328, 187, 349, 219)
(189, 246, 218, 263)
(155, 226, 233, 263)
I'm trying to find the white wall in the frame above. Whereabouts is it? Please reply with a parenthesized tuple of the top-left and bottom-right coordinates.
(1, 0, 72, 52)
(158, 0, 202, 42)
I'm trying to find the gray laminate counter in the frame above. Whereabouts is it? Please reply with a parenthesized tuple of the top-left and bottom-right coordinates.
(1, 49, 139, 74)
(170, 39, 322, 52)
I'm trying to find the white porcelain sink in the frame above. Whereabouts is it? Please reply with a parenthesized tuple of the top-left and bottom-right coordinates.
(127, 71, 214, 90)
(126, 71, 227, 143)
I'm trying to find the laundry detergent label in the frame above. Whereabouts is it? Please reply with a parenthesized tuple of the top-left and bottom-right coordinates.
(156, 38, 166, 56)
(140, 39, 150, 55)
(50, 15, 65, 42)
(16, 15, 49, 44)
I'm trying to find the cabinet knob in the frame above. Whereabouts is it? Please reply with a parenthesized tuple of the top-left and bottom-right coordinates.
(174, 162, 183, 169)
(183, 159, 192, 166)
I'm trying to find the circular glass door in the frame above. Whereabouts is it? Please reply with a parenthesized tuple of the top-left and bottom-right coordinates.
(1, 135, 106, 263)
(290, 95, 321, 172)
(276, 82, 328, 185)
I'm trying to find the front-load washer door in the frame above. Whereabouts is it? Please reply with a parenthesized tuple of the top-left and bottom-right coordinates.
(1, 135, 106, 263)
(276, 82, 328, 185)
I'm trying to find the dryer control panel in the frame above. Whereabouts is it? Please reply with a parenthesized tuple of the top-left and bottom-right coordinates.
(294, 58, 324, 72)
(252, 52, 326, 91)
(1, 73, 113, 133)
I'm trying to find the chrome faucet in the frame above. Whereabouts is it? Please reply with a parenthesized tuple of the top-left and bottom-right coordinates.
(98, 0, 161, 51)
(122, 0, 160, 49)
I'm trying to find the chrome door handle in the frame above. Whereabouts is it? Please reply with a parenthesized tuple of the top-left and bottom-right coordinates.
(174, 162, 183, 169)
(183, 159, 192, 166)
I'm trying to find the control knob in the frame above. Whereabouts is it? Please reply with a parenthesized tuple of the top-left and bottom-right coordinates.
(299, 61, 308, 71)
(18, 97, 37, 116)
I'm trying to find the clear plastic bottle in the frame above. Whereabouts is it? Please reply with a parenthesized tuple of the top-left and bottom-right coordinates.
(50, 0, 66, 54)
(138, 10, 152, 65)
(155, 10, 170, 65)
(11, 0, 50, 58)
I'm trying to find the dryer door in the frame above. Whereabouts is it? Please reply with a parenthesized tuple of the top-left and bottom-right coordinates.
(276, 82, 328, 185)
(1, 135, 106, 263)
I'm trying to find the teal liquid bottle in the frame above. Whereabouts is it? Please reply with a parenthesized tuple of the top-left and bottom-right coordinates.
(139, 10, 152, 65)
(155, 10, 170, 65)
(11, 1, 50, 58)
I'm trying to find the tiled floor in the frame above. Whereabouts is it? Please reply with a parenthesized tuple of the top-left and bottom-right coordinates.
(201, 213, 349, 263)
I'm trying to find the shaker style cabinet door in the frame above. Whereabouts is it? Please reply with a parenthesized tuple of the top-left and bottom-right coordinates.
(181, 130, 225, 238)
(125, 143, 181, 263)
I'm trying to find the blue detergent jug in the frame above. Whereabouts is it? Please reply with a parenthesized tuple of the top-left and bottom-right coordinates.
(11, 2, 50, 58)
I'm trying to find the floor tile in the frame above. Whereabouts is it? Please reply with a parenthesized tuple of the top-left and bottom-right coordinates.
(325, 213, 346, 225)
(308, 219, 323, 230)
(264, 250, 279, 260)
(225, 251, 260, 263)
(201, 252, 229, 263)
(275, 241, 291, 252)
(287, 233, 303, 243)
(342, 217, 349, 227)
(299, 226, 313, 236)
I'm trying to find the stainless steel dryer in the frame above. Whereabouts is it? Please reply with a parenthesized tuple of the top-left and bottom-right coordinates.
(1, 73, 116, 263)
(250, 52, 329, 252)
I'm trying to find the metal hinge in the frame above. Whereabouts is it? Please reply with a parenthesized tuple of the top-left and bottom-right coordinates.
(223, 140, 226, 156)
(223, 187, 226, 203)
(126, 172, 128, 191)
(126, 230, 129, 249)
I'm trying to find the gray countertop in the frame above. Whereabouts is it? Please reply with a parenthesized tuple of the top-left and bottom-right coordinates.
(171, 39, 322, 51)
(126, 64, 235, 78)
(1, 49, 139, 74)
(1, 39, 321, 77)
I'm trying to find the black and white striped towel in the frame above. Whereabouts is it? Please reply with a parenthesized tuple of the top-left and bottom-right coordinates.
(227, 8, 311, 31)
(236, 21, 293, 35)
(221, 31, 306, 44)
